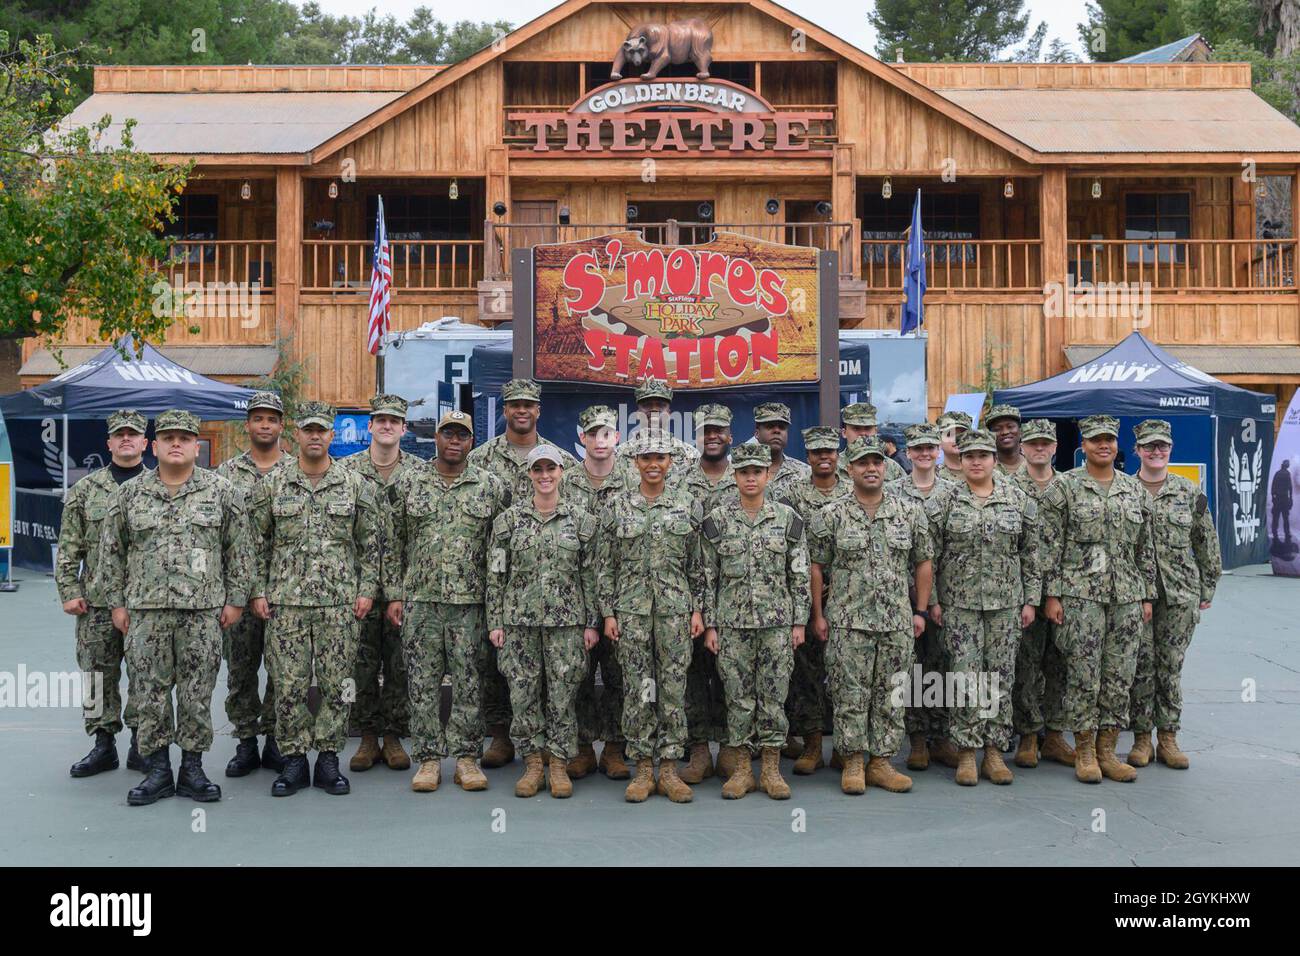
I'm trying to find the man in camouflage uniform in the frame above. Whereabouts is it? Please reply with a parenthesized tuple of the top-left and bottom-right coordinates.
(99, 409, 250, 806)
(615, 379, 700, 483)
(1008, 419, 1075, 769)
(249, 401, 381, 797)
(1041, 414, 1156, 785)
(340, 393, 420, 773)
(215, 390, 289, 777)
(59, 409, 149, 778)
(563, 405, 633, 780)
(1126, 418, 1222, 770)
(488, 445, 601, 798)
(597, 431, 707, 804)
(754, 402, 811, 502)
(701, 441, 811, 800)
(386, 410, 507, 793)
(467, 378, 577, 767)
(809, 437, 933, 795)
(936, 411, 972, 484)
(683, 403, 737, 513)
(928, 429, 1041, 786)
(839, 403, 906, 482)
(986, 404, 1026, 476)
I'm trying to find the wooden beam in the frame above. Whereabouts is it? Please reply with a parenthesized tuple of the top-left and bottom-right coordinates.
(833, 142, 856, 270)
(275, 168, 303, 342)
(1040, 167, 1067, 377)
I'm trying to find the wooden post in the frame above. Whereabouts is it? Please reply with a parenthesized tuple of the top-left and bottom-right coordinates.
(832, 142, 856, 278)
(275, 169, 303, 342)
(1040, 167, 1067, 376)
(486, 145, 510, 279)
(1291, 167, 1299, 296)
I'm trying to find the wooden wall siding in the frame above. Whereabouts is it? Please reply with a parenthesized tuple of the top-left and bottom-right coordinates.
(338, 65, 501, 174)
(891, 62, 1252, 91)
(95, 65, 438, 93)
(761, 61, 836, 105)
(504, 62, 581, 107)
(177, 178, 277, 240)
(1065, 298, 1300, 347)
(1066, 176, 1246, 241)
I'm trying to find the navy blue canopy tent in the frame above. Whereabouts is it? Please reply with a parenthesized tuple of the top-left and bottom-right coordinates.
(994, 332, 1275, 569)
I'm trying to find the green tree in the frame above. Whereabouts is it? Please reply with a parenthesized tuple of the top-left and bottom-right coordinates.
(869, 0, 1035, 62)
(1078, 0, 1188, 61)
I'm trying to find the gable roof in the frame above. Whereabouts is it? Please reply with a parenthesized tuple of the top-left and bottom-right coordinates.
(1118, 34, 1211, 64)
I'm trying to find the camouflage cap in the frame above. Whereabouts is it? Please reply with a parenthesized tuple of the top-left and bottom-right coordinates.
(436, 409, 473, 433)
(904, 423, 941, 448)
(957, 429, 997, 454)
(106, 409, 146, 434)
(985, 403, 1021, 426)
(1021, 418, 1057, 443)
(844, 436, 887, 462)
(801, 425, 841, 451)
(628, 429, 673, 456)
(731, 441, 773, 468)
(1134, 418, 1173, 446)
(296, 401, 336, 429)
(841, 402, 879, 427)
(937, 410, 974, 433)
(526, 444, 565, 468)
(247, 390, 284, 415)
(154, 408, 200, 435)
(370, 393, 408, 419)
(578, 404, 618, 432)
(754, 402, 791, 424)
(634, 379, 673, 404)
(502, 379, 542, 403)
(696, 403, 733, 428)
(1079, 414, 1120, 439)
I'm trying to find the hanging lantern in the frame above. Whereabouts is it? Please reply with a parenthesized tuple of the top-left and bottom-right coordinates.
(1091, 178, 1102, 199)
(881, 177, 892, 200)
(1003, 178, 1015, 199)
(240, 180, 251, 201)
(449, 179, 459, 201)
(328, 181, 339, 199)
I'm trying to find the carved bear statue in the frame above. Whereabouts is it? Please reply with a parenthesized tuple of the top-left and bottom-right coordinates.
(610, 19, 713, 81)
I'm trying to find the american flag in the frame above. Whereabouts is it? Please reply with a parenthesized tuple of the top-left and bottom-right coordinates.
(366, 194, 391, 355)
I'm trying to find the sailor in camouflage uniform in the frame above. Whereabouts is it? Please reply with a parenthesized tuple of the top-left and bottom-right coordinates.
(936, 411, 972, 484)
(615, 379, 700, 483)
(1041, 414, 1157, 785)
(340, 393, 420, 774)
(986, 404, 1026, 477)
(1126, 418, 1222, 771)
(839, 403, 906, 482)
(59, 409, 148, 778)
(215, 390, 288, 777)
(809, 437, 934, 796)
(701, 441, 811, 800)
(752, 402, 811, 506)
(467, 378, 577, 768)
(928, 429, 1041, 786)
(488, 445, 601, 798)
(98, 409, 250, 806)
(248, 401, 382, 797)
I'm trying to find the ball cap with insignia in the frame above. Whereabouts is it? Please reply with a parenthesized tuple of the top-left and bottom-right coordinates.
(731, 440, 773, 468)
(634, 379, 673, 403)
(937, 410, 973, 432)
(957, 429, 997, 454)
(436, 409, 474, 433)
(904, 422, 941, 448)
(985, 403, 1021, 426)
(841, 402, 878, 427)
(1021, 418, 1057, 443)
(579, 405, 618, 432)
(247, 390, 284, 415)
(154, 408, 201, 435)
(801, 425, 841, 451)
(1134, 418, 1173, 445)
(696, 403, 733, 427)
(629, 429, 673, 456)
(1079, 414, 1120, 439)
(502, 379, 542, 403)
(845, 436, 887, 462)
(526, 444, 565, 468)
(296, 401, 337, 429)
(370, 393, 408, 419)
(106, 409, 146, 434)
(754, 402, 792, 424)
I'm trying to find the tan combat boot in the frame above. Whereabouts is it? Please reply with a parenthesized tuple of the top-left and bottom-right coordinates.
(759, 747, 792, 800)
(1014, 734, 1039, 768)
(350, 734, 381, 772)
(482, 725, 515, 768)
(1128, 731, 1154, 768)
(840, 752, 866, 795)
(599, 741, 631, 780)
(906, 733, 930, 771)
(720, 753, 756, 799)
(548, 752, 573, 798)
(1041, 730, 1076, 766)
(567, 743, 597, 779)
(981, 745, 1014, 785)
(781, 734, 803, 760)
(514, 752, 545, 797)
(625, 758, 655, 803)
(1156, 730, 1190, 770)
(381, 735, 411, 770)
(453, 756, 488, 791)
(679, 743, 715, 784)
(865, 755, 912, 793)
(656, 760, 694, 803)
(955, 748, 978, 786)
(411, 759, 441, 792)
(1073, 731, 1102, 784)
(716, 745, 740, 780)
(1096, 728, 1137, 782)
(930, 737, 961, 769)
(794, 732, 825, 775)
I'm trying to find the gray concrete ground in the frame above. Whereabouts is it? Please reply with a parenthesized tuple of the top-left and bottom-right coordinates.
(0, 565, 1296, 866)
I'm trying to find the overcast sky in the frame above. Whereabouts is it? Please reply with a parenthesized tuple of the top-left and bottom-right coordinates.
(309, 0, 1093, 59)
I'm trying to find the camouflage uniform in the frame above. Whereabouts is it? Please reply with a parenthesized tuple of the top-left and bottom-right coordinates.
(839, 403, 906, 482)
(809, 438, 934, 758)
(1040, 417, 1157, 733)
(615, 380, 701, 483)
(1128, 420, 1222, 734)
(249, 431, 382, 758)
(487, 497, 599, 760)
(928, 430, 1042, 750)
(936, 411, 972, 484)
(701, 443, 811, 751)
(97, 412, 251, 757)
(386, 453, 508, 762)
(986, 404, 1026, 478)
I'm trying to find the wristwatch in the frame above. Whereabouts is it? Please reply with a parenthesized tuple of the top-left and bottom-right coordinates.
(913, 608, 930, 621)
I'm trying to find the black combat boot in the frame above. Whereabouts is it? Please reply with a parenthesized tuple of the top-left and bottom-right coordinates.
(312, 751, 351, 795)
(127, 749, 176, 806)
(261, 735, 286, 774)
(271, 754, 310, 797)
(70, 730, 119, 777)
(176, 751, 222, 802)
(225, 737, 262, 777)
(127, 728, 146, 772)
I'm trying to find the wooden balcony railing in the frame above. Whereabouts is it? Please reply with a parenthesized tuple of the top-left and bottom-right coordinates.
(302, 239, 484, 292)
(158, 240, 275, 288)
(860, 238, 1042, 291)
(1069, 239, 1297, 292)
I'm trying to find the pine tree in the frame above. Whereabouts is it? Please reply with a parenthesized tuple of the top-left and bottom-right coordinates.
(869, 0, 1035, 62)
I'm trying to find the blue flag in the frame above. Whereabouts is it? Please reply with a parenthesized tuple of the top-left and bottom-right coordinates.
(901, 189, 925, 335)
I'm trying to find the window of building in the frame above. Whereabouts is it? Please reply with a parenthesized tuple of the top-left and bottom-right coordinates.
(366, 190, 478, 266)
(860, 192, 980, 266)
(1125, 192, 1191, 264)
(626, 199, 716, 243)
(163, 194, 219, 264)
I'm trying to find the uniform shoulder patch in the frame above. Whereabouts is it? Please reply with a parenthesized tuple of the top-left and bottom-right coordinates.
(578, 511, 598, 540)
(1195, 493, 1208, 515)
(701, 514, 721, 542)
(1023, 497, 1039, 522)
(491, 511, 511, 535)
(786, 510, 805, 543)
